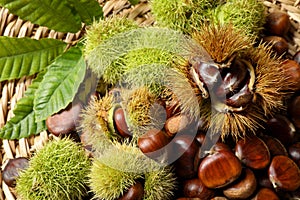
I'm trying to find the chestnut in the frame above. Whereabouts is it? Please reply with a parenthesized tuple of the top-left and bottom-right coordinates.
(264, 11, 290, 36)
(268, 155, 300, 191)
(182, 178, 215, 199)
(170, 135, 200, 179)
(235, 135, 270, 170)
(211, 197, 228, 200)
(2, 157, 29, 187)
(288, 95, 300, 129)
(262, 36, 288, 56)
(223, 168, 257, 199)
(138, 129, 170, 161)
(46, 103, 82, 136)
(164, 114, 190, 137)
(260, 135, 288, 157)
(216, 59, 249, 97)
(198, 148, 242, 189)
(267, 114, 296, 146)
(289, 142, 300, 167)
(252, 187, 280, 200)
(114, 107, 131, 138)
(280, 59, 300, 91)
(118, 181, 144, 200)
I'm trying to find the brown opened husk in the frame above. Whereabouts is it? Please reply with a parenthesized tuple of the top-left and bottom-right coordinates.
(0, 0, 299, 199)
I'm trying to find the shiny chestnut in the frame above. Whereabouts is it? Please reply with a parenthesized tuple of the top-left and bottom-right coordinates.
(170, 135, 200, 179)
(223, 168, 257, 199)
(235, 135, 270, 170)
(138, 129, 170, 161)
(118, 181, 144, 200)
(268, 155, 300, 191)
(182, 178, 215, 199)
(114, 107, 131, 138)
(264, 11, 290, 36)
(2, 157, 29, 187)
(198, 147, 242, 188)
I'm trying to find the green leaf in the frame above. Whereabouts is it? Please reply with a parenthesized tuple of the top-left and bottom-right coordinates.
(128, 0, 140, 5)
(67, 0, 103, 25)
(0, 0, 82, 33)
(0, 37, 67, 82)
(34, 47, 86, 122)
(0, 71, 46, 139)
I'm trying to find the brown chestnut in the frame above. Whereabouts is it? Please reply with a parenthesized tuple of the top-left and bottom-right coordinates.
(114, 107, 131, 138)
(289, 142, 300, 167)
(138, 129, 170, 161)
(264, 11, 290, 36)
(268, 155, 300, 191)
(2, 157, 29, 187)
(267, 114, 296, 146)
(235, 135, 270, 170)
(252, 187, 280, 200)
(170, 135, 200, 179)
(46, 103, 82, 136)
(223, 168, 257, 199)
(118, 181, 144, 200)
(216, 59, 249, 97)
(182, 178, 215, 199)
(263, 36, 288, 56)
(164, 114, 190, 137)
(280, 59, 300, 91)
(260, 135, 288, 157)
(198, 148, 242, 189)
(211, 197, 228, 200)
(288, 95, 300, 129)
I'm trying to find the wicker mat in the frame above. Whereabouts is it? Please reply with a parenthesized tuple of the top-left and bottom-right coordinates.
(0, 0, 299, 199)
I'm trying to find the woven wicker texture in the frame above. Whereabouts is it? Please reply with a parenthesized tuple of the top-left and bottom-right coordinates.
(0, 0, 299, 199)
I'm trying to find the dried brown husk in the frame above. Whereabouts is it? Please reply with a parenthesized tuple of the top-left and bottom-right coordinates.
(189, 24, 290, 140)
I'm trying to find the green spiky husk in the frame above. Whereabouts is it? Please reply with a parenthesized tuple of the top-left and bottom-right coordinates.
(120, 48, 178, 96)
(79, 95, 119, 154)
(16, 138, 90, 200)
(151, 0, 218, 33)
(89, 142, 148, 199)
(212, 0, 266, 37)
(144, 166, 177, 200)
(84, 17, 139, 85)
(121, 87, 165, 138)
(84, 17, 139, 57)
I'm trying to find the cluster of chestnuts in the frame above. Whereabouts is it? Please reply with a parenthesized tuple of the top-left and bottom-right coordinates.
(3, 4, 300, 200)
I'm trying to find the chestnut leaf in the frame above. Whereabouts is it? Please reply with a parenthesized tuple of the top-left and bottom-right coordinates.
(0, 71, 46, 139)
(66, 0, 103, 25)
(0, 37, 66, 82)
(0, 0, 82, 33)
(33, 46, 86, 122)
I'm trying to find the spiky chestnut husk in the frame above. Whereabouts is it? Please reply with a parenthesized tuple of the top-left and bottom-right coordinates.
(185, 24, 289, 140)
(143, 166, 177, 200)
(120, 48, 180, 96)
(15, 138, 90, 200)
(79, 94, 120, 154)
(120, 87, 166, 138)
(84, 17, 139, 85)
(150, 0, 218, 33)
(84, 17, 139, 57)
(212, 0, 266, 36)
(89, 142, 177, 200)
